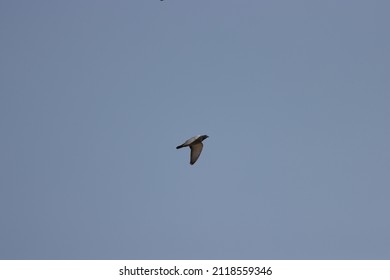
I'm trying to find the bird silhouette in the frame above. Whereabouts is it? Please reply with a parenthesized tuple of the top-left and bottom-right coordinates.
(176, 135, 209, 165)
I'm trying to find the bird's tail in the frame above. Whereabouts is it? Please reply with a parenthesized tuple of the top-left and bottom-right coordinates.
(176, 145, 185, 149)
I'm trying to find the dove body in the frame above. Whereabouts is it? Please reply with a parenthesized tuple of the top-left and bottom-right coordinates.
(176, 135, 209, 165)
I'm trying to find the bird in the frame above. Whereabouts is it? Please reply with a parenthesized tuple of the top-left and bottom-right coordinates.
(176, 135, 209, 165)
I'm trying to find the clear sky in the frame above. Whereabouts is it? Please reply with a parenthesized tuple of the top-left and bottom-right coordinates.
(1, 0, 389, 260)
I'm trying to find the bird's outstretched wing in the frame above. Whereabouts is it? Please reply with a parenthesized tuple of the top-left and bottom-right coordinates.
(190, 143, 203, 165)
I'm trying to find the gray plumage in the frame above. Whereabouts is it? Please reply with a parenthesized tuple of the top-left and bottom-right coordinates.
(176, 135, 209, 165)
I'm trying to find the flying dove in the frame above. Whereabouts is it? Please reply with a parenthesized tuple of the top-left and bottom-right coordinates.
(176, 135, 209, 165)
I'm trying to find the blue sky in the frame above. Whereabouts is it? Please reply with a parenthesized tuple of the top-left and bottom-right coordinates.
(1, 0, 389, 259)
